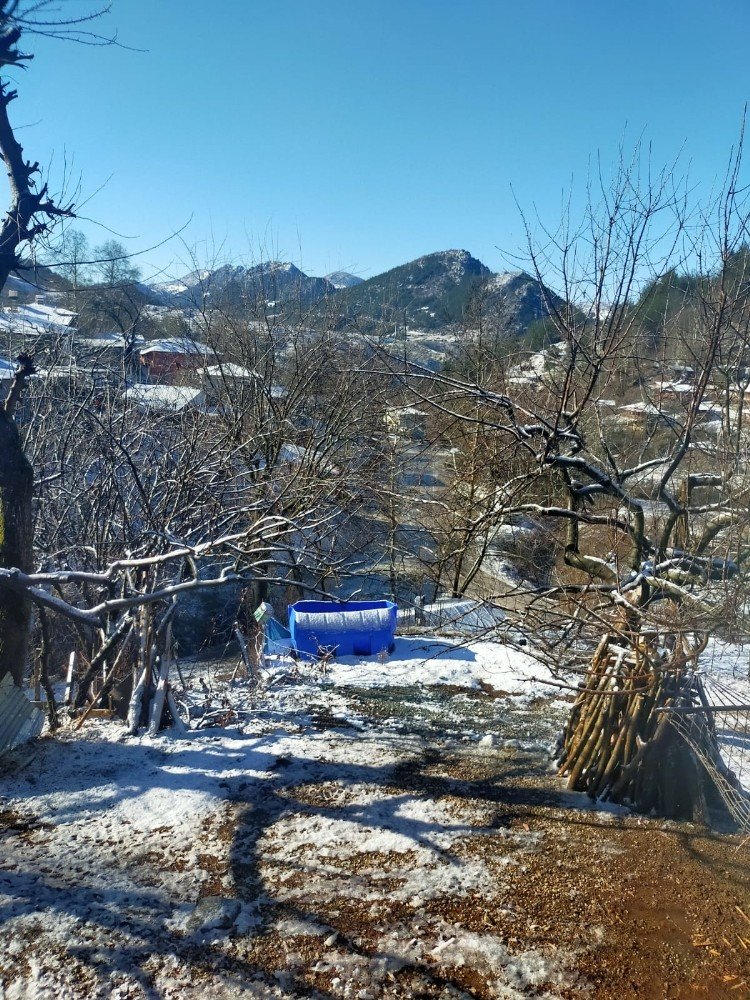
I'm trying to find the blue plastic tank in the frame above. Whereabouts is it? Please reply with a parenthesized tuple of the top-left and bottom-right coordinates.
(288, 600, 398, 657)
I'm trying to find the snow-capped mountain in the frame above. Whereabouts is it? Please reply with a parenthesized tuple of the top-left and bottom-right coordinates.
(145, 250, 560, 341)
(324, 271, 364, 289)
(149, 261, 336, 309)
(328, 249, 560, 335)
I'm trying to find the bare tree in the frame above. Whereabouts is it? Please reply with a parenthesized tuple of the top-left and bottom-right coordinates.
(404, 137, 750, 819)
(55, 227, 91, 309)
(0, 2, 113, 686)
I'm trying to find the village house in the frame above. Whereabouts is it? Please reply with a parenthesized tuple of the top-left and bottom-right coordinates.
(0, 299, 77, 342)
(197, 362, 287, 407)
(75, 331, 145, 374)
(617, 400, 671, 430)
(30, 363, 114, 404)
(138, 337, 216, 385)
(649, 379, 695, 407)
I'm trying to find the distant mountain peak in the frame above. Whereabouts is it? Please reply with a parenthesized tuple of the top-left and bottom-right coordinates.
(328, 249, 492, 331)
(149, 260, 335, 308)
(145, 250, 560, 342)
(325, 271, 364, 289)
(412, 249, 491, 282)
(329, 249, 559, 336)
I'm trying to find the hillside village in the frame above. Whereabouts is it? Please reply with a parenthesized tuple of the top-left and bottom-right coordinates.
(3, 247, 750, 732)
(3, 3, 750, 998)
(4, 238, 750, 997)
(1, 250, 734, 457)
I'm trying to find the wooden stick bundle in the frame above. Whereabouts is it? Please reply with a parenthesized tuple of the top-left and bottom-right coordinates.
(558, 630, 714, 815)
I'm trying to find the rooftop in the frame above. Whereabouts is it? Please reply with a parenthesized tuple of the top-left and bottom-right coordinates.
(0, 301, 77, 335)
(123, 384, 206, 412)
(139, 337, 215, 357)
(78, 332, 146, 349)
(198, 363, 256, 379)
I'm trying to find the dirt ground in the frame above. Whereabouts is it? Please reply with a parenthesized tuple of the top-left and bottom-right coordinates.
(1, 674, 750, 998)
(438, 747, 750, 1000)
(223, 735, 750, 999)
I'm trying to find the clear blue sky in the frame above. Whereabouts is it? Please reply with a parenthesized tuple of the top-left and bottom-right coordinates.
(7, 0, 750, 283)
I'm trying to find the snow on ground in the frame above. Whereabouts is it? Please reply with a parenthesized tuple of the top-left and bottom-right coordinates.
(701, 637, 750, 698)
(698, 638, 750, 793)
(324, 636, 554, 704)
(0, 636, 586, 998)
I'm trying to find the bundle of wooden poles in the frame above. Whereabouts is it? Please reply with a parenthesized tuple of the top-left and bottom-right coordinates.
(557, 629, 718, 816)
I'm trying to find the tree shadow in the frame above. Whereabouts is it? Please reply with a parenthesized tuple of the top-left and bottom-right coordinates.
(224, 733, 580, 996)
(0, 689, 665, 997)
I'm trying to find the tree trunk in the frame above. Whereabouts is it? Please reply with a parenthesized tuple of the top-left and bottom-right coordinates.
(0, 408, 33, 687)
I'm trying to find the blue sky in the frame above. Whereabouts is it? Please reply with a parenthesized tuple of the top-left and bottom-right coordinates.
(7, 0, 750, 282)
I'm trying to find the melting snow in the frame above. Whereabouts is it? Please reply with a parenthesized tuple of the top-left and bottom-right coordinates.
(0, 636, 582, 997)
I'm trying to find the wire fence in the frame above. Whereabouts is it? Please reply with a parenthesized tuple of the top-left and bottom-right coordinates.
(664, 665, 750, 831)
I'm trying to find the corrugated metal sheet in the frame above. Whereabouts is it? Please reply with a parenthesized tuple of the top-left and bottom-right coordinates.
(0, 672, 44, 757)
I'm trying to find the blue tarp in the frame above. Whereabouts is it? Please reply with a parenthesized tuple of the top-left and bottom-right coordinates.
(264, 617, 291, 654)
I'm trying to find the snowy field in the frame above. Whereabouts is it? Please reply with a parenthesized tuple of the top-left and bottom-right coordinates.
(0, 636, 590, 999)
(321, 636, 555, 702)
(1, 634, 749, 998)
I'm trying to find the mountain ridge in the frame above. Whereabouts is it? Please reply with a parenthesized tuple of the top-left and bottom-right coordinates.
(145, 249, 559, 340)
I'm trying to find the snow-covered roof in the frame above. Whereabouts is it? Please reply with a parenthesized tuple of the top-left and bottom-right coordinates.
(620, 401, 662, 415)
(198, 363, 257, 379)
(0, 301, 77, 336)
(122, 384, 205, 413)
(388, 405, 427, 417)
(78, 332, 146, 349)
(652, 381, 693, 394)
(139, 337, 214, 357)
(30, 365, 113, 385)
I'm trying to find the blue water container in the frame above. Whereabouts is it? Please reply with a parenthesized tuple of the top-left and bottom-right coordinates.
(288, 600, 398, 657)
